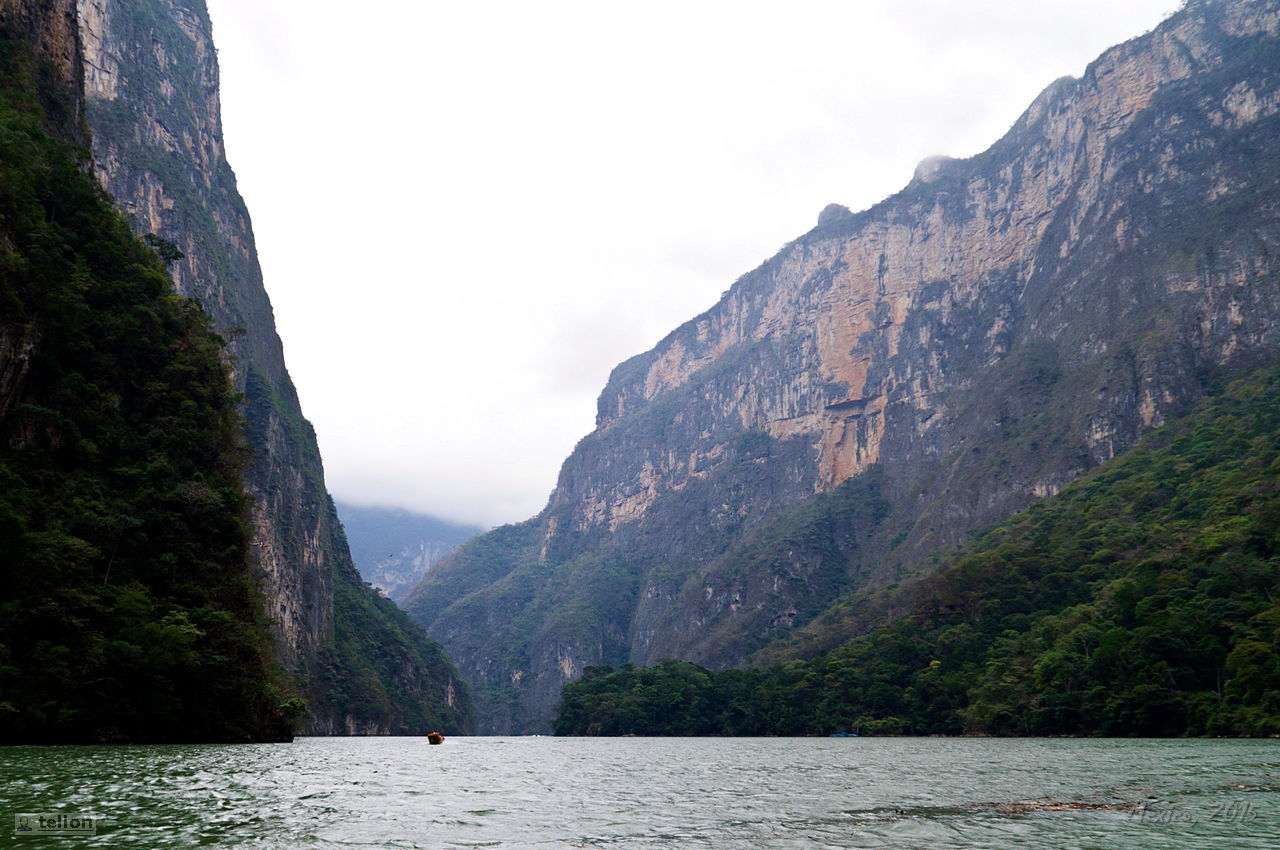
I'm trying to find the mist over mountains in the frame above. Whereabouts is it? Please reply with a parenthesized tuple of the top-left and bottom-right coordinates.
(336, 502, 481, 601)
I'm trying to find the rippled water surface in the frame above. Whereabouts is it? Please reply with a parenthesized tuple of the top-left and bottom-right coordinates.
(3, 737, 1278, 848)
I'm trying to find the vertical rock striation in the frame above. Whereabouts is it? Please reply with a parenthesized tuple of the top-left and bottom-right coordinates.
(405, 0, 1280, 732)
(74, 0, 471, 733)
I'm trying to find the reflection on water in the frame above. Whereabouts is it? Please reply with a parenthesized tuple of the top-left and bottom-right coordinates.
(1, 737, 1277, 848)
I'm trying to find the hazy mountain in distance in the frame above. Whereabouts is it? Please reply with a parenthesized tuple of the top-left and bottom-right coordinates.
(337, 502, 483, 601)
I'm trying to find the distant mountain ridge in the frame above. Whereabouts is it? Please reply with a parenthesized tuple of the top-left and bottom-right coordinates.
(336, 502, 481, 601)
(405, 0, 1280, 733)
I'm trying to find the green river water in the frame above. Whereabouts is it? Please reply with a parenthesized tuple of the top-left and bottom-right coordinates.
(2, 736, 1277, 848)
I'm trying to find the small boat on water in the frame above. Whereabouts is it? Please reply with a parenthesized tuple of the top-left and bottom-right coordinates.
(427, 731, 445, 745)
(830, 730, 860, 738)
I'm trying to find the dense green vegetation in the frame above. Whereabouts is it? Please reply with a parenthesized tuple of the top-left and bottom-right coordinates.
(310, 506, 474, 733)
(0, 25, 298, 742)
(556, 366, 1280, 737)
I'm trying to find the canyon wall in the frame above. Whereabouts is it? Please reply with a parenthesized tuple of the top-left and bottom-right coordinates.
(73, 0, 470, 734)
(405, 0, 1280, 732)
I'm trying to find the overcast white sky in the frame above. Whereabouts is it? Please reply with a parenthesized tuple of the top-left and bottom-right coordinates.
(204, 0, 1179, 528)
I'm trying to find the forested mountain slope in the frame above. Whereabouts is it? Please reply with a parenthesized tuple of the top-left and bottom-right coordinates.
(0, 0, 471, 738)
(556, 364, 1280, 737)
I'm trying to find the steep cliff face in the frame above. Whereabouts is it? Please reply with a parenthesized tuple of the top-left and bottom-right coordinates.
(74, 0, 471, 734)
(405, 0, 1280, 733)
(0, 0, 298, 742)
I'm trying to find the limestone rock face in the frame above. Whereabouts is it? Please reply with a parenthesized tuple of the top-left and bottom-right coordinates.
(409, 0, 1280, 734)
(74, 0, 470, 733)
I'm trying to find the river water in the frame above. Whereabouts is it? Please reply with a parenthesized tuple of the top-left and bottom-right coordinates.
(2, 736, 1277, 848)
